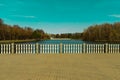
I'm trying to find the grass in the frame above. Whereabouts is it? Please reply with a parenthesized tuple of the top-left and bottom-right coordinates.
(0, 54, 120, 80)
(0, 39, 36, 43)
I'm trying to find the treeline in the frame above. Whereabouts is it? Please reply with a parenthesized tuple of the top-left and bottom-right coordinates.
(51, 33, 82, 39)
(82, 22, 120, 42)
(0, 19, 50, 40)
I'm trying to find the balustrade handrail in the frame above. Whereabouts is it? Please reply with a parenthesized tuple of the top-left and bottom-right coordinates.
(0, 43, 120, 54)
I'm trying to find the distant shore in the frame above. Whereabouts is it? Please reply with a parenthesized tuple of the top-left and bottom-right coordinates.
(50, 38, 72, 40)
(0, 39, 37, 43)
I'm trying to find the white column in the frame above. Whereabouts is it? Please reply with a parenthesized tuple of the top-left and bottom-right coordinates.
(44, 44, 46, 54)
(57, 44, 59, 54)
(20, 44, 22, 54)
(16, 44, 18, 54)
(47, 44, 49, 54)
(105, 43, 108, 54)
(97, 44, 99, 53)
(66, 44, 68, 53)
(6, 44, 8, 54)
(23, 44, 25, 54)
(72, 44, 75, 54)
(86, 44, 88, 53)
(25, 44, 27, 54)
(36, 43, 39, 54)
(68, 44, 70, 53)
(80, 44, 82, 53)
(70, 44, 73, 54)
(30, 44, 32, 54)
(77, 44, 79, 53)
(54, 45, 56, 54)
(113, 44, 115, 53)
(60, 43, 62, 54)
(43, 44, 44, 54)
(33, 44, 35, 54)
(1, 44, 3, 54)
(111, 44, 113, 53)
(118, 44, 119, 53)
(52, 45, 54, 54)
(76, 44, 78, 53)
(40, 44, 42, 53)
(8, 44, 10, 54)
(49, 44, 51, 53)
(28, 44, 30, 54)
(63, 44, 65, 54)
(91, 44, 93, 53)
(12, 43, 14, 54)
(3, 44, 5, 54)
(95, 44, 97, 53)
(108, 44, 110, 53)
(114, 44, 116, 53)
(18, 44, 20, 54)
(88, 44, 90, 54)
(83, 43, 86, 53)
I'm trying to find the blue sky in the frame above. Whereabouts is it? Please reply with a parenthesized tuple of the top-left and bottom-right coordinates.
(1, 0, 120, 33)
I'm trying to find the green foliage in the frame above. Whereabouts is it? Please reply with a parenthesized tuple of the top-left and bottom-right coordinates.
(53, 33, 82, 39)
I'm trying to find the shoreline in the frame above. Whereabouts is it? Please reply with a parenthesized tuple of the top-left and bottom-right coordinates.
(0, 39, 37, 43)
(50, 38, 72, 40)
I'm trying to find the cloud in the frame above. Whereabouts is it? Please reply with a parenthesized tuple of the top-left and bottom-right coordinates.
(16, 0, 24, 5)
(22, 16, 36, 18)
(109, 14, 120, 18)
(11, 15, 36, 18)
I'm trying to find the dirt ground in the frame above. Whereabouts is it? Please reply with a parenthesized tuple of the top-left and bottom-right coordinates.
(0, 54, 120, 80)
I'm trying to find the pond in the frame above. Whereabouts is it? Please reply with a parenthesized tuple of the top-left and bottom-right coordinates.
(17, 39, 119, 44)
(21, 40, 94, 44)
